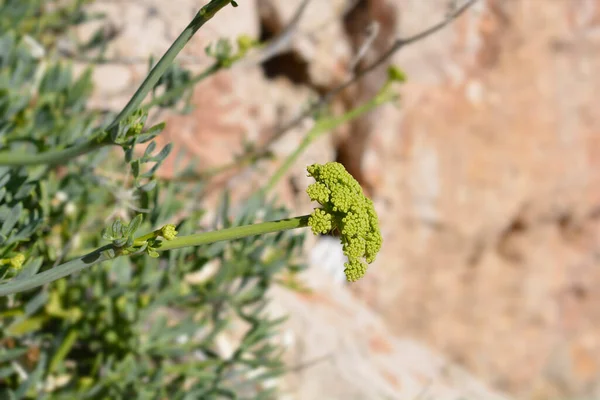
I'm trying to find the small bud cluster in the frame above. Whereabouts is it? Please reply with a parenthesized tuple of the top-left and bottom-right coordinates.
(161, 224, 178, 241)
(0, 253, 25, 270)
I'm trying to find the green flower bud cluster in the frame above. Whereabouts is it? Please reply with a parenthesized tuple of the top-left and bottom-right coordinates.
(306, 162, 382, 282)
(0, 254, 25, 270)
(160, 224, 178, 241)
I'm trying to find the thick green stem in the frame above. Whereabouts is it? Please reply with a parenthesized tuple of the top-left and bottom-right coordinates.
(0, 215, 310, 296)
(0, 0, 233, 166)
(105, 2, 230, 131)
(158, 215, 310, 251)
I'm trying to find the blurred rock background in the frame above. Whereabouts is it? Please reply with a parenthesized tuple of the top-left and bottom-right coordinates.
(73, 0, 600, 398)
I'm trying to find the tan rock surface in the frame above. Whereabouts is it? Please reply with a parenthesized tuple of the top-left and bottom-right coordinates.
(359, 1, 600, 398)
(270, 246, 509, 400)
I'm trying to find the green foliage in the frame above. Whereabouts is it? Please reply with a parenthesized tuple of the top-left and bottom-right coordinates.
(0, 31, 97, 153)
(0, 2, 305, 398)
(0, 0, 96, 47)
(0, 190, 305, 399)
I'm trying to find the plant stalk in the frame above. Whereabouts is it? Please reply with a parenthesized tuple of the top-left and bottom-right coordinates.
(0, 215, 310, 296)
(264, 83, 397, 192)
(158, 215, 310, 251)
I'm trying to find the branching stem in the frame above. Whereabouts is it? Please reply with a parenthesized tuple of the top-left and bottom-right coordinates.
(264, 82, 397, 192)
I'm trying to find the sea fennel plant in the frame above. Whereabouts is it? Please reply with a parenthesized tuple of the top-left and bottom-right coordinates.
(0, 0, 395, 398)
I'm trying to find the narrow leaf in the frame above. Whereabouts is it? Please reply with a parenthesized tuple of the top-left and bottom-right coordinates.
(14, 257, 43, 282)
